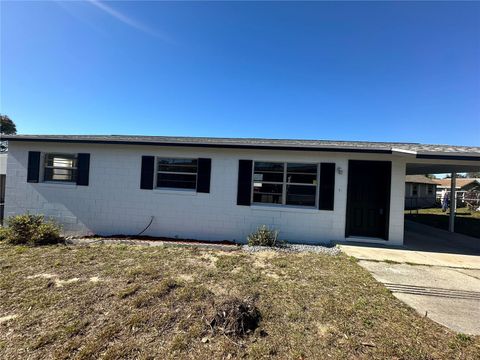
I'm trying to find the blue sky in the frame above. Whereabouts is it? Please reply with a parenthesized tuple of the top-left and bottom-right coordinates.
(1, 1, 479, 146)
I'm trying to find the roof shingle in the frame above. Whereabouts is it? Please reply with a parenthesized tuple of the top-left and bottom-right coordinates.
(3, 134, 480, 156)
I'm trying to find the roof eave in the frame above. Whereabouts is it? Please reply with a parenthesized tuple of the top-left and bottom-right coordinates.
(3, 136, 393, 154)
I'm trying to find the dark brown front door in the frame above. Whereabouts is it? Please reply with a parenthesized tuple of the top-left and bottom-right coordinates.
(346, 160, 391, 240)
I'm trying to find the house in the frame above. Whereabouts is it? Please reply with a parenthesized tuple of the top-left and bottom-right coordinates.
(404, 175, 438, 209)
(434, 178, 480, 207)
(3, 135, 480, 246)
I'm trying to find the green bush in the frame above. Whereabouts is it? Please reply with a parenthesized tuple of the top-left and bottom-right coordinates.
(0, 226, 8, 242)
(1, 213, 63, 246)
(247, 225, 279, 247)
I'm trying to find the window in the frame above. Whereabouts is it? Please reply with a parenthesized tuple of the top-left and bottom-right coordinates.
(412, 184, 418, 196)
(157, 158, 198, 189)
(253, 161, 318, 207)
(44, 154, 77, 182)
(428, 185, 434, 195)
(253, 162, 284, 204)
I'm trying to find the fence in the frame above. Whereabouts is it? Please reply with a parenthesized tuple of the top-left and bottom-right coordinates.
(436, 191, 480, 211)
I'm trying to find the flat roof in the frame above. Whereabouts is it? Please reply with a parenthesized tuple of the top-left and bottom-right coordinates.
(3, 134, 480, 159)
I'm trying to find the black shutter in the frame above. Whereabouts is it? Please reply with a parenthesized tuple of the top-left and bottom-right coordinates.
(319, 163, 335, 210)
(140, 156, 155, 190)
(76, 153, 90, 186)
(27, 151, 41, 183)
(237, 160, 253, 206)
(196, 158, 211, 193)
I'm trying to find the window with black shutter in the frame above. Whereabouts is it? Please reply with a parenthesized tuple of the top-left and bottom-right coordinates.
(196, 158, 211, 193)
(319, 163, 335, 210)
(27, 151, 41, 183)
(237, 160, 253, 206)
(140, 156, 155, 190)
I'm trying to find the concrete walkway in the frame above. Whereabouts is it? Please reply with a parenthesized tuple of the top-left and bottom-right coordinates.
(340, 243, 480, 269)
(359, 261, 480, 335)
(340, 221, 480, 269)
(340, 222, 480, 334)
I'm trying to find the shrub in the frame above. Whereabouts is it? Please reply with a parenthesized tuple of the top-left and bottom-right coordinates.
(0, 226, 8, 242)
(247, 225, 278, 247)
(2, 213, 63, 246)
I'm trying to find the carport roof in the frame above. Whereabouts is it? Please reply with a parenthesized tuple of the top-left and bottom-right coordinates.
(4, 134, 480, 159)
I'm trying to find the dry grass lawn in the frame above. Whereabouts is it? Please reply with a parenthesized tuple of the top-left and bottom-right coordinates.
(0, 243, 479, 359)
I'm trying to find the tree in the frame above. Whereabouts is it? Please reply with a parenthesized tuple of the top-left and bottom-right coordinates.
(0, 115, 17, 135)
(1, 114, 17, 152)
(467, 172, 480, 178)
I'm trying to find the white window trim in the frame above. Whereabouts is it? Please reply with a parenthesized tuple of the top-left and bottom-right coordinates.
(251, 161, 319, 208)
(155, 157, 198, 191)
(42, 153, 78, 184)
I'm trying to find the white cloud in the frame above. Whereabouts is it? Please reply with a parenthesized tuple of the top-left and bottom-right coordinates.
(87, 0, 172, 42)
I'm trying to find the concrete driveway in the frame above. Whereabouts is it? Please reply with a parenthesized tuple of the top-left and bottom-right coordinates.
(359, 261, 480, 335)
(340, 222, 480, 335)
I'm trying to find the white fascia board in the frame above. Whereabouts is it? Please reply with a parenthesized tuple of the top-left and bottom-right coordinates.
(391, 148, 417, 156)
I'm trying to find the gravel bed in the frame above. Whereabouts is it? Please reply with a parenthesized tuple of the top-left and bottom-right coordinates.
(242, 243, 340, 255)
(65, 238, 238, 251)
(66, 237, 339, 255)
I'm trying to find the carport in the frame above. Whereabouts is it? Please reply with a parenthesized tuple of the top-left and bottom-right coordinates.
(402, 149, 480, 236)
(342, 147, 480, 335)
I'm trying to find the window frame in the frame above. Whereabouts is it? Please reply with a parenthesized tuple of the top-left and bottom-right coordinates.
(42, 153, 78, 184)
(251, 161, 319, 208)
(412, 184, 418, 197)
(427, 184, 434, 195)
(155, 157, 198, 191)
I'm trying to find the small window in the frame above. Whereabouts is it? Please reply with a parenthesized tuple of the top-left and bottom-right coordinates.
(44, 154, 77, 182)
(286, 163, 317, 206)
(412, 184, 418, 196)
(253, 161, 318, 207)
(157, 158, 198, 189)
(253, 162, 284, 204)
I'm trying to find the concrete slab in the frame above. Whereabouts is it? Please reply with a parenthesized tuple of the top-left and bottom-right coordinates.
(341, 221, 480, 334)
(359, 261, 480, 335)
(404, 220, 480, 254)
(340, 244, 480, 269)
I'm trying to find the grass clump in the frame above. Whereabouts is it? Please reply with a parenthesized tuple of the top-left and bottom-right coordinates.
(247, 225, 279, 247)
(117, 284, 140, 299)
(133, 278, 179, 308)
(1, 213, 63, 246)
(208, 296, 261, 337)
(456, 333, 472, 343)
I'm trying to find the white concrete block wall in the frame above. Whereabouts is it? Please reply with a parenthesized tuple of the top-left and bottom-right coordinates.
(0, 154, 7, 175)
(4, 142, 406, 245)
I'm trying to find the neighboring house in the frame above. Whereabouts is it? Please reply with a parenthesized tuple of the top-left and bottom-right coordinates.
(0, 153, 6, 224)
(404, 175, 437, 209)
(3, 135, 480, 246)
(435, 178, 480, 207)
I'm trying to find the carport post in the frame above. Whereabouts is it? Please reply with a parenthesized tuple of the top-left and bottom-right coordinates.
(449, 173, 456, 232)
